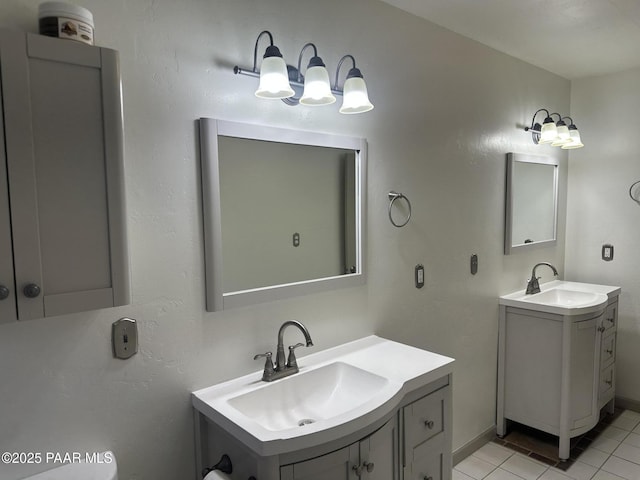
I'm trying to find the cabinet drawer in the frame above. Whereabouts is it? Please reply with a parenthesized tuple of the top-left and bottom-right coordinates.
(404, 388, 445, 448)
(600, 333, 616, 369)
(405, 446, 444, 480)
(602, 301, 618, 334)
(599, 365, 615, 399)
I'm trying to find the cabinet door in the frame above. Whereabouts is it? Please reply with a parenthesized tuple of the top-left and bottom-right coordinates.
(0, 83, 17, 323)
(0, 30, 129, 320)
(360, 416, 398, 480)
(280, 443, 359, 480)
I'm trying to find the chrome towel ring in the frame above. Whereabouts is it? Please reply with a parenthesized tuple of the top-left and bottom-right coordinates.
(388, 191, 412, 228)
(630, 180, 640, 204)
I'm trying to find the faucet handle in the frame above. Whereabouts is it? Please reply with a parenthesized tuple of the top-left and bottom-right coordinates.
(254, 352, 275, 379)
(286, 343, 305, 369)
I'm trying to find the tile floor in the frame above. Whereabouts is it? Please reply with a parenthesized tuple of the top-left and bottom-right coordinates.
(454, 410, 640, 480)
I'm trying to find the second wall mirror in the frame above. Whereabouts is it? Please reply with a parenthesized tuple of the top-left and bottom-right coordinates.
(505, 152, 559, 255)
(199, 118, 367, 311)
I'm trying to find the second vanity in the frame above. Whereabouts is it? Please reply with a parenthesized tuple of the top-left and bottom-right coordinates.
(192, 336, 454, 480)
(497, 280, 621, 460)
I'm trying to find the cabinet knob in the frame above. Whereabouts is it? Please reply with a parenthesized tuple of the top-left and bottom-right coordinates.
(352, 464, 363, 476)
(363, 461, 374, 473)
(605, 379, 613, 386)
(598, 326, 606, 333)
(423, 477, 433, 480)
(424, 420, 435, 429)
(0, 285, 9, 300)
(606, 349, 613, 355)
(607, 317, 615, 324)
(23, 283, 41, 298)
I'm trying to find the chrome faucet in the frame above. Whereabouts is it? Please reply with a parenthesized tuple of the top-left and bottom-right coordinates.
(526, 262, 559, 294)
(254, 320, 314, 382)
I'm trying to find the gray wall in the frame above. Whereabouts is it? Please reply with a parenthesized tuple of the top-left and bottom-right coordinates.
(567, 66, 640, 408)
(0, 0, 569, 478)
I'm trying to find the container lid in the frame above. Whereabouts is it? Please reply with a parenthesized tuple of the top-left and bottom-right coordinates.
(38, 2, 94, 24)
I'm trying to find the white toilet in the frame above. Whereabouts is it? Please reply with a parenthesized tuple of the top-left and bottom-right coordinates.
(23, 451, 117, 480)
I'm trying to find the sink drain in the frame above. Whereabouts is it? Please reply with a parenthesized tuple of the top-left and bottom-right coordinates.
(298, 418, 315, 427)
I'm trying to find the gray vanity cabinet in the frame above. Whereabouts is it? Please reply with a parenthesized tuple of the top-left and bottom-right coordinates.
(0, 30, 129, 322)
(280, 418, 397, 480)
(497, 295, 619, 460)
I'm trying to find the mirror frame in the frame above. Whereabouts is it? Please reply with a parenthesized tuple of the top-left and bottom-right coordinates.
(199, 118, 367, 311)
(504, 152, 559, 255)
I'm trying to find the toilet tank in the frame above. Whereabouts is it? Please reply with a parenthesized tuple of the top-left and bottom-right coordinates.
(22, 451, 117, 480)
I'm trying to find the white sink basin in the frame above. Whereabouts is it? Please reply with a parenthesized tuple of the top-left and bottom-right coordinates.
(524, 288, 602, 307)
(192, 336, 455, 456)
(227, 362, 389, 432)
(500, 280, 619, 316)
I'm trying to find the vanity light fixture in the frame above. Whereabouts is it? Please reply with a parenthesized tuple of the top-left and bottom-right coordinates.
(233, 30, 373, 114)
(524, 108, 583, 149)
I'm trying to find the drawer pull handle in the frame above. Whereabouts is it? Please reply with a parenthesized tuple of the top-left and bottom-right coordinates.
(606, 349, 613, 355)
(23, 283, 41, 298)
(598, 326, 606, 333)
(424, 420, 435, 429)
(605, 379, 612, 386)
(363, 461, 374, 473)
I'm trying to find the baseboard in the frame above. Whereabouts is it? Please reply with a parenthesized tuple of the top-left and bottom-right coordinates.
(453, 425, 496, 466)
(616, 395, 640, 413)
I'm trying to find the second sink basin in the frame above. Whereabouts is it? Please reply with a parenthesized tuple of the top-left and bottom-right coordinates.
(227, 362, 389, 432)
(524, 288, 603, 307)
(499, 280, 619, 316)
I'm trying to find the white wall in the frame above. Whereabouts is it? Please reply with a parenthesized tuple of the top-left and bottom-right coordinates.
(566, 67, 640, 406)
(0, 1, 570, 478)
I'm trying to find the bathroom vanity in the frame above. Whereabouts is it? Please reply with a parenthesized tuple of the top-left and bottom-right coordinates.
(192, 336, 454, 480)
(497, 280, 621, 460)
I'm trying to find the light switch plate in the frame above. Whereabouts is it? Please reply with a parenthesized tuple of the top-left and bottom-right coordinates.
(112, 317, 138, 359)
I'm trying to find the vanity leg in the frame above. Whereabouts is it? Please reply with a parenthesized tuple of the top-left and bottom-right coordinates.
(497, 307, 507, 438)
(194, 410, 209, 480)
(605, 398, 615, 415)
(559, 435, 570, 462)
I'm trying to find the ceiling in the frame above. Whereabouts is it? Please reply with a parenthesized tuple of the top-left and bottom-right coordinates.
(380, 0, 640, 79)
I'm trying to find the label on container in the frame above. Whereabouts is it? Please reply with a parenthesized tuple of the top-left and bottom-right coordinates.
(56, 16, 94, 45)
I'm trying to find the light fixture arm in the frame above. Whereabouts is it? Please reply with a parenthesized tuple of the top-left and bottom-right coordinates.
(252, 30, 275, 73)
(526, 108, 550, 132)
(296, 43, 320, 82)
(334, 54, 357, 90)
(562, 116, 576, 127)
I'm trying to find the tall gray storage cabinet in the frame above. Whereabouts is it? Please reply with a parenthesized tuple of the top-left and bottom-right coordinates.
(0, 30, 129, 322)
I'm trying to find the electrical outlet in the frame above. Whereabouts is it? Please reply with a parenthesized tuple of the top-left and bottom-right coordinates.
(602, 244, 614, 261)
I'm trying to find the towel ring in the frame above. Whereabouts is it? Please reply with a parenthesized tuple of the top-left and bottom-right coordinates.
(388, 191, 412, 228)
(630, 180, 640, 203)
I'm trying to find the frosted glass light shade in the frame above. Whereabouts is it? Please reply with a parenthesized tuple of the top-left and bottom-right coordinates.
(561, 129, 584, 149)
(255, 56, 294, 99)
(551, 124, 571, 146)
(538, 120, 558, 144)
(300, 66, 336, 106)
(339, 77, 373, 114)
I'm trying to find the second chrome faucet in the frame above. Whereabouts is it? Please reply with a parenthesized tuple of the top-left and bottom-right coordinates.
(254, 320, 314, 382)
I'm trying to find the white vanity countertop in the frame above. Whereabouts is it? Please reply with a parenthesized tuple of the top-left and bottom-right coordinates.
(192, 335, 454, 456)
(499, 280, 621, 316)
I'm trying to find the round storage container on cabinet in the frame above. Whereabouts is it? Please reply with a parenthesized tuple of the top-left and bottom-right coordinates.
(38, 2, 94, 45)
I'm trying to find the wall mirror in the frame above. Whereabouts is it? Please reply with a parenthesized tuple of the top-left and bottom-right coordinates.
(504, 152, 558, 254)
(199, 118, 367, 311)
